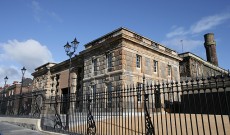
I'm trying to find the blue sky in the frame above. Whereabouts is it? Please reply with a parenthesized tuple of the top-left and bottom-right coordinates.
(0, 0, 230, 85)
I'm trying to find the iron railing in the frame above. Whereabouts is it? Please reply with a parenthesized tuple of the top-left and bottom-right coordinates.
(0, 74, 229, 134)
(0, 90, 45, 118)
(40, 74, 230, 135)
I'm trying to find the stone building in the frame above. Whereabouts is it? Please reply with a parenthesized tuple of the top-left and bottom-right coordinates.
(82, 28, 182, 86)
(81, 28, 182, 108)
(31, 27, 182, 111)
(31, 58, 84, 113)
(179, 33, 228, 80)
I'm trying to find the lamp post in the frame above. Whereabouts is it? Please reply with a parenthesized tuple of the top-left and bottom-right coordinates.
(4, 76, 8, 97)
(17, 66, 26, 115)
(64, 38, 79, 130)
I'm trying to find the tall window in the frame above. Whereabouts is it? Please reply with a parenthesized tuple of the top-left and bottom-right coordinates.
(153, 60, 158, 73)
(137, 83, 142, 102)
(107, 53, 112, 69)
(168, 65, 172, 76)
(107, 83, 112, 107)
(136, 55, 141, 68)
(93, 58, 97, 72)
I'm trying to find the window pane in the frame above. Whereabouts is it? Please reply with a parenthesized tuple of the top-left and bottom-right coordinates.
(93, 59, 97, 71)
(168, 65, 171, 76)
(107, 53, 112, 68)
(136, 55, 141, 68)
(154, 60, 158, 72)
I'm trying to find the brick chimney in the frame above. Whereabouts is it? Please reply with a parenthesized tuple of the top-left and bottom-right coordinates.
(204, 33, 218, 66)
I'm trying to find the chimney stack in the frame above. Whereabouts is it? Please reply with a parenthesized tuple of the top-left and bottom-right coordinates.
(204, 33, 218, 66)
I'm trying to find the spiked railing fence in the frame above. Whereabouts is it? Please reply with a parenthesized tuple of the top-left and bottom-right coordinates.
(0, 74, 229, 134)
(40, 74, 230, 135)
(0, 90, 45, 118)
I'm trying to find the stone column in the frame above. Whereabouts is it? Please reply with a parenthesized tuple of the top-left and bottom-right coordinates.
(70, 72, 77, 113)
(52, 76, 57, 97)
(45, 69, 52, 97)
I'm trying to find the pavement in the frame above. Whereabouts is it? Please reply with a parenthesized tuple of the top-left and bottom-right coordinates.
(0, 121, 45, 135)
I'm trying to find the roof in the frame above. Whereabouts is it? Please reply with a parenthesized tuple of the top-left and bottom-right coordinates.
(84, 27, 176, 52)
(22, 78, 33, 87)
(34, 62, 56, 71)
(83, 27, 181, 61)
(0, 78, 32, 93)
(179, 52, 228, 73)
(84, 27, 124, 48)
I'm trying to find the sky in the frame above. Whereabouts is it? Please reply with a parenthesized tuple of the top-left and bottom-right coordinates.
(0, 0, 230, 86)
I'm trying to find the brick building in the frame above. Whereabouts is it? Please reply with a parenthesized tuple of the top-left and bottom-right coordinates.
(0, 79, 32, 98)
(0, 78, 32, 114)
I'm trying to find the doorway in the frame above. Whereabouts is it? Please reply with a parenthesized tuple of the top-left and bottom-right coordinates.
(60, 88, 69, 114)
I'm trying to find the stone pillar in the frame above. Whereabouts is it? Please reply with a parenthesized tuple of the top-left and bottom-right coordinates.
(71, 72, 77, 94)
(52, 76, 57, 96)
(70, 72, 77, 113)
(45, 69, 52, 97)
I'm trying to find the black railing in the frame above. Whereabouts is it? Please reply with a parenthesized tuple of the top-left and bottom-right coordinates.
(39, 75, 230, 135)
(0, 75, 229, 134)
(0, 91, 45, 118)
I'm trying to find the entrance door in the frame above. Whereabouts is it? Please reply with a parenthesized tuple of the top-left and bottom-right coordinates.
(61, 88, 69, 114)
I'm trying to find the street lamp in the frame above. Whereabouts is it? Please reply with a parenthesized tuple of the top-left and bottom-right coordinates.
(4, 76, 8, 85)
(4, 76, 8, 97)
(63, 38, 79, 130)
(20, 67, 26, 95)
(18, 66, 26, 115)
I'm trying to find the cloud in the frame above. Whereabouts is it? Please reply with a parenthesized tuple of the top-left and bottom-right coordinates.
(48, 11, 63, 23)
(162, 37, 203, 53)
(163, 12, 230, 53)
(32, 1, 42, 12)
(0, 66, 20, 86)
(1, 39, 54, 73)
(190, 13, 230, 34)
(31, 1, 42, 22)
(167, 13, 230, 39)
(0, 39, 53, 86)
(31, 0, 62, 23)
(166, 27, 188, 38)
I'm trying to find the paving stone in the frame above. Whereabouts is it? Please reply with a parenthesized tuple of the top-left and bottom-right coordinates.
(0, 122, 45, 135)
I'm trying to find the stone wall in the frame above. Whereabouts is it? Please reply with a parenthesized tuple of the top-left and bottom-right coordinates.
(121, 40, 180, 85)
(180, 56, 225, 79)
(83, 46, 123, 94)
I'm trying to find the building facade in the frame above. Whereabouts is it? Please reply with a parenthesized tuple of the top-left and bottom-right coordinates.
(179, 33, 227, 80)
(179, 52, 227, 80)
(31, 27, 182, 112)
(81, 28, 182, 108)
(0, 78, 33, 115)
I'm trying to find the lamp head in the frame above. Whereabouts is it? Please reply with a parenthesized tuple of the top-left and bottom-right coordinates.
(21, 66, 26, 75)
(4, 76, 8, 83)
(71, 38, 79, 52)
(64, 42, 71, 54)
